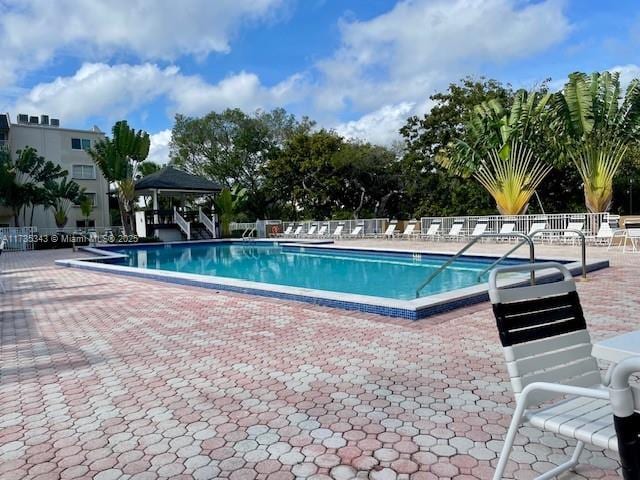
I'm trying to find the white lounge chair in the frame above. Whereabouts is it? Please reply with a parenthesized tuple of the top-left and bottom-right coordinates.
(527, 221, 547, 240)
(587, 222, 618, 247)
(305, 224, 317, 237)
(332, 224, 344, 238)
(292, 225, 304, 237)
(469, 221, 488, 238)
(421, 222, 441, 241)
(0, 239, 5, 293)
(316, 224, 328, 238)
(382, 221, 397, 239)
(496, 222, 516, 242)
(398, 221, 417, 239)
(349, 224, 364, 238)
(560, 221, 584, 245)
(445, 222, 464, 241)
(280, 224, 294, 237)
(489, 262, 617, 480)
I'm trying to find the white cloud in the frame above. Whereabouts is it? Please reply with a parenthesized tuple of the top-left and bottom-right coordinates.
(611, 64, 640, 90)
(148, 130, 172, 165)
(11, 63, 307, 123)
(315, 0, 571, 112)
(335, 102, 416, 145)
(0, 0, 285, 87)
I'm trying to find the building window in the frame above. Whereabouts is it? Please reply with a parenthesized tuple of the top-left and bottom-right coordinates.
(72, 165, 95, 180)
(74, 192, 97, 206)
(71, 138, 91, 150)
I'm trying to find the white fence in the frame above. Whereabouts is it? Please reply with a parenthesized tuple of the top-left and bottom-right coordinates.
(0, 227, 37, 251)
(420, 213, 618, 237)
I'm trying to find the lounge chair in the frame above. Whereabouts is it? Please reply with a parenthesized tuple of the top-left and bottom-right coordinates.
(292, 225, 304, 237)
(316, 223, 328, 238)
(332, 223, 344, 239)
(496, 222, 516, 242)
(445, 221, 464, 241)
(305, 224, 317, 237)
(489, 262, 617, 480)
(469, 221, 488, 238)
(349, 224, 364, 238)
(586, 222, 617, 247)
(398, 221, 417, 239)
(0, 239, 5, 293)
(527, 221, 547, 241)
(280, 224, 294, 237)
(420, 221, 441, 241)
(382, 221, 398, 239)
(560, 221, 584, 245)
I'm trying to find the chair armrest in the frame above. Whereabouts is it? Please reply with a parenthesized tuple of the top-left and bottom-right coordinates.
(520, 382, 609, 408)
(610, 357, 640, 417)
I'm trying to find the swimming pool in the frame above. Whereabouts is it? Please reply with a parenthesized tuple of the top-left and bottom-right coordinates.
(104, 242, 524, 300)
(56, 240, 609, 319)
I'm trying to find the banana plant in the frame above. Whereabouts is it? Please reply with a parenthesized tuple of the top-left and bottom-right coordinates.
(214, 186, 247, 237)
(473, 142, 552, 215)
(555, 71, 640, 212)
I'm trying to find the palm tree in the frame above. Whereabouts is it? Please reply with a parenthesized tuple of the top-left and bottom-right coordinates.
(473, 142, 552, 215)
(44, 177, 84, 230)
(554, 71, 640, 212)
(214, 187, 247, 237)
(88, 121, 150, 233)
(436, 90, 556, 213)
(79, 196, 94, 228)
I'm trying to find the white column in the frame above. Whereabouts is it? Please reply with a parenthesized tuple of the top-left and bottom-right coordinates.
(153, 190, 159, 224)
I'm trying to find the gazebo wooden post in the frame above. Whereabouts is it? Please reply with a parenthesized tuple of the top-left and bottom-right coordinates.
(153, 189, 159, 224)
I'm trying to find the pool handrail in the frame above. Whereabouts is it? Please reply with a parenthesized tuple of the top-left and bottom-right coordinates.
(415, 232, 535, 298)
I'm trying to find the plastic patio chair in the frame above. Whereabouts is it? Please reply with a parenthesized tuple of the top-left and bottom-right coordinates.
(420, 221, 441, 241)
(489, 262, 619, 480)
(382, 221, 398, 238)
(445, 221, 465, 241)
(332, 223, 344, 238)
(398, 221, 417, 239)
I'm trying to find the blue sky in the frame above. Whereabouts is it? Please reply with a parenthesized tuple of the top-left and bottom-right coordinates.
(0, 0, 638, 162)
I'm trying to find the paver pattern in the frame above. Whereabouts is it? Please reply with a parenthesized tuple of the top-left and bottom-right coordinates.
(0, 242, 636, 479)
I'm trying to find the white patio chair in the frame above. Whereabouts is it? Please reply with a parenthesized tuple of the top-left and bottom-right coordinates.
(0, 239, 5, 293)
(489, 262, 617, 480)
(332, 223, 344, 239)
(398, 221, 417, 239)
(420, 221, 441, 241)
(305, 224, 317, 237)
(445, 221, 465, 241)
(280, 224, 294, 237)
(527, 221, 547, 242)
(560, 221, 584, 245)
(348, 224, 364, 239)
(623, 227, 640, 253)
(292, 225, 304, 237)
(382, 221, 398, 239)
(586, 223, 622, 248)
(469, 221, 488, 238)
(316, 224, 328, 238)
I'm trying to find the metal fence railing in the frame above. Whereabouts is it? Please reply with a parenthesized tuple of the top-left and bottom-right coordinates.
(420, 213, 618, 237)
(0, 226, 37, 251)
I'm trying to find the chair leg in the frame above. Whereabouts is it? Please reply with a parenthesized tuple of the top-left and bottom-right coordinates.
(534, 441, 584, 480)
(493, 404, 526, 480)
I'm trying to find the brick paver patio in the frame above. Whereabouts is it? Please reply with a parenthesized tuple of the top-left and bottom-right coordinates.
(0, 242, 636, 479)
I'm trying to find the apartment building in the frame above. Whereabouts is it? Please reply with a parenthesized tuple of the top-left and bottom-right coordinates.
(0, 113, 110, 230)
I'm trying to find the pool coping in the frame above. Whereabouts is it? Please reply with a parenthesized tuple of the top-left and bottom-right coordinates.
(55, 239, 610, 320)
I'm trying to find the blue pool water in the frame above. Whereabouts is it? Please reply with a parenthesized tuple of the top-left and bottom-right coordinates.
(103, 242, 526, 300)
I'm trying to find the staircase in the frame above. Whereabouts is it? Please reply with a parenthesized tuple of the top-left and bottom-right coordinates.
(190, 223, 213, 240)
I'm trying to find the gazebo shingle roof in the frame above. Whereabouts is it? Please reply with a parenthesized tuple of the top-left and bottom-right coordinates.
(135, 166, 222, 193)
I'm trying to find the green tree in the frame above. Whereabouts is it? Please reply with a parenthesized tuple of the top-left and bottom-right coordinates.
(44, 177, 84, 229)
(88, 121, 150, 233)
(553, 71, 640, 212)
(170, 108, 312, 219)
(0, 147, 66, 226)
(79, 196, 94, 228)
(214, 186, 247, 237)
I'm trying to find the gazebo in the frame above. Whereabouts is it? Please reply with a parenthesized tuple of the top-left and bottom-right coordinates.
(134, 166, 222, 240)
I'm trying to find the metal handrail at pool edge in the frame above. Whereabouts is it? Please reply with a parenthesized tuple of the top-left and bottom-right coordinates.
(415, 232, 535, 298)
(530, 229, 587, 279)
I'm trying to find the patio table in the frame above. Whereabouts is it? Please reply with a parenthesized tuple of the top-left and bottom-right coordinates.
(592, 330, 640, 364)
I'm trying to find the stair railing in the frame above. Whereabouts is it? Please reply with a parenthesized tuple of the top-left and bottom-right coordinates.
(199, 208, 216, 237)
(173, 207, 191, 240)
